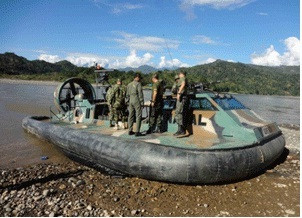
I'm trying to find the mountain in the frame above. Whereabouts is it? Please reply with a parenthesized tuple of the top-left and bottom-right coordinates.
(119, 65, 158, 74)
(55, 60, 79, 72)
(0, 53, 299, 95)
(0, 52, 78, 75)
(248, 64, 299, 75)
(175, 59, 300, 95)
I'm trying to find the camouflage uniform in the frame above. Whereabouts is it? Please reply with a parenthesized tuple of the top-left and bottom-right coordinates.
(171, 75, 179, 95)
(111, 84, 127, 124)
(175, 76, 187, 126)
(149, 80, 164, 132)
(106, 87, 114, 126)
(127, 80, 144, 133)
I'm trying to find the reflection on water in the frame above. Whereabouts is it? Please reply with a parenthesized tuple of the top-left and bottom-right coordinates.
(0, 82, 299, 168)
(234, 94, 300, 126)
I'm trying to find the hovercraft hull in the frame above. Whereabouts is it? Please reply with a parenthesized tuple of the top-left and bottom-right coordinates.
(22, 116, 285, 184)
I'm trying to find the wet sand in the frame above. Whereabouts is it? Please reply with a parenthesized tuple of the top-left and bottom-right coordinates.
(0, 126, 300, 217)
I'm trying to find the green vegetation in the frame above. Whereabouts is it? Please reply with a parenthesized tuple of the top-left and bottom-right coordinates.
(0, 52, 300, 96)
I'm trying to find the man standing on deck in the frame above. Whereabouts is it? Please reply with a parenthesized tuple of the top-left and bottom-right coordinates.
(111, 78, 127, 130)
(146, 73, 164, 134)
(127, 73, 144, 137)
(171, 74, 179, 95)
(106, 86, 114, 127)
(174, 71, 188, 136)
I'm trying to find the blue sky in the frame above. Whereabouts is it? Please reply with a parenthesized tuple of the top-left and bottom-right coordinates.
(0, 0, 300, 68)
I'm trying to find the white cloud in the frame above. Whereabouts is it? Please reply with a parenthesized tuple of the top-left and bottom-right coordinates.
(110, 50, 154, 68)
(181, 0, 254, 9)
(158, 56, 189, 68)
(112, 3, 143, 14)
(227, 59, 235, 62)
(200, 57, 217, 64)
(92, 1, 144, 14)
(113, 31, 179, 52)
(33, 49, 47, 54)
(251, 37, 300, 66)
(180, 0, 254, 19)
(66, 53, 110, 67)
(38, 54, 61, 63)
(257, 12, 268, 16)
(192, 35, 217, 45)
(61, 51, 154, 69)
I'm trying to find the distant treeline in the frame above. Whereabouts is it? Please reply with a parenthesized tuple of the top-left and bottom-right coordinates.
(0, 52, 300, 96)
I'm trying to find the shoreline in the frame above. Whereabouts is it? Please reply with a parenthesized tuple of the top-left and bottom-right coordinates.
(0, 78, 61, 86)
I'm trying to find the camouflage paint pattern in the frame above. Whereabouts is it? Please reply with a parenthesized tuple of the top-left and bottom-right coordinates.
(53, 90, 280, 151)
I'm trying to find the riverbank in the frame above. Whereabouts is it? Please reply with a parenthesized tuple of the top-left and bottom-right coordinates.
(0, 78, 61, 86)
(0, 150, 299, 217)
(0, 125, 300, 217)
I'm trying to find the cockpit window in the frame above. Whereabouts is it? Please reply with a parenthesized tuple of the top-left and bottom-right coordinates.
(213, 97, 246, 110)
(190, 98, 216, 110)
(163, 98, 216, 110)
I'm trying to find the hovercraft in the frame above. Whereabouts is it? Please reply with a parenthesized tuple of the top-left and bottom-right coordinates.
(22, 76, 285, 184)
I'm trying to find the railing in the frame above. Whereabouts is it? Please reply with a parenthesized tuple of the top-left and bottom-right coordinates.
(49, 105, 72, 122)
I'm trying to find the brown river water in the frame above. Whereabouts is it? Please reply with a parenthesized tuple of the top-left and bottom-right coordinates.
(0, 80, 300, 169)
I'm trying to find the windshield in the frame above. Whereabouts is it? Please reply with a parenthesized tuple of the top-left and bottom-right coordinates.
(213, 97, 246, 110)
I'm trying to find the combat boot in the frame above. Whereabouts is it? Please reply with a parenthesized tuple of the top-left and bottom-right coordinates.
(109, 120, 114, 127)
(113, 123, 119, 130)
(178, 125, 186, 135)
(153, 126, 162, 133)
(146, 126, 154, 134)
(173, 125, 181, 136)
(135, 132, 145, 137)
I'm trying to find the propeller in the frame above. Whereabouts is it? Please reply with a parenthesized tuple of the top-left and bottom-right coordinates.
(54, 78, 96, 113)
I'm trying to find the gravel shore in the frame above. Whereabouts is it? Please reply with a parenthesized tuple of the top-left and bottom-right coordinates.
(0, 126, 300, 217)
(0, 153, 299, 217)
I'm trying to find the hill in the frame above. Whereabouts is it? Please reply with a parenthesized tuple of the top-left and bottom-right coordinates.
(0, 52, 78, 75)
(0, 53, 299, 96)
(119, 65, 158, 74)
(174, 60, 299, 95)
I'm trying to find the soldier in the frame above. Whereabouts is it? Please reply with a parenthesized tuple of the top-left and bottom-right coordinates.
(111, 79, 127, 130)
(106, 86, 114, 127)
(127, 73, 144, 137)
(146, 73, 164, 134)
(174, 71, 188, 136)
(171, 74, 179, 95)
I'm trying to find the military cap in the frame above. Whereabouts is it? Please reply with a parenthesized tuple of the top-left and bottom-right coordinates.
(174, 75, 179, 80)
(117, 78, 122, 82)
(152, 72, 159, 79)
(135, 73, 142, 79)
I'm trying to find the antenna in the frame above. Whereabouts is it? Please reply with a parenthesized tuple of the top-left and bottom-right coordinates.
(163, 34, 175, 69)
